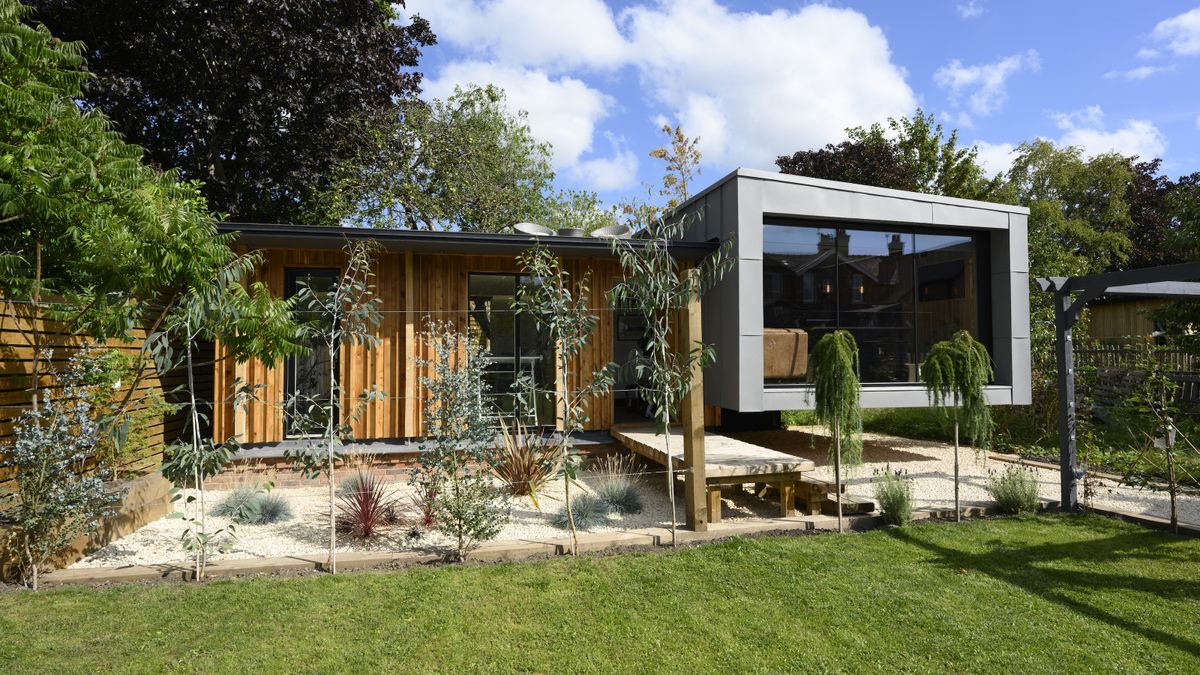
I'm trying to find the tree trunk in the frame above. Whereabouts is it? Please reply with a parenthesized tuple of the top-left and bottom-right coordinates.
(30, 237, 42, 413)
(834, 415, 843, 534)
(954, 403, 961, 524)
(185, 321, 207, 580)
(663, 391, 677, 547)
(25, 543, 37, 592)
(561, 357, 577, 555)
(327, 336, 337, 574)
(1167, 427, 1178, 535)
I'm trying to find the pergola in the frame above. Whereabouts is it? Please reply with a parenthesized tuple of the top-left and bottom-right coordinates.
(1037, 261, 1200, 510)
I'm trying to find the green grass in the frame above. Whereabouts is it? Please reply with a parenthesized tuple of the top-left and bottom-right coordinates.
(2, 515, 1198, 672)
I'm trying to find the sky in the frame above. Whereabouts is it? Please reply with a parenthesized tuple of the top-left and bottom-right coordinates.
(398, 1, 1200, 205)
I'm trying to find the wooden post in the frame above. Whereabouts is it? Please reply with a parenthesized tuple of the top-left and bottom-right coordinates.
(680, 271, 707, 531)
(1053, 289, 1079, 511)
(403, 250, 418, 437)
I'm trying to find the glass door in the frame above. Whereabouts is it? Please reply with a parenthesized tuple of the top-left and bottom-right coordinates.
(468, 273, 556, 426)
(284, 268, 339, 438)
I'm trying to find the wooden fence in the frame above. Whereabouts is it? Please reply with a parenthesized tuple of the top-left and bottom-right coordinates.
(0, 299, 203, 495)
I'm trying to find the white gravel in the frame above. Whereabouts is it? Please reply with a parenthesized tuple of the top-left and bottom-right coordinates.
(738, 427, 1200, 526)
(72, 429, 1197, 569)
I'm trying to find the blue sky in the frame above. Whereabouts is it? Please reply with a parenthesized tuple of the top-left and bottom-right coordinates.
(400, 1, 1200, 205)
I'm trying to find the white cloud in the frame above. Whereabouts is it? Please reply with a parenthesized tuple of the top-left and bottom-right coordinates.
(973, 140, 1016, 177)
(403, 0, 626, 71)
(1137, 47, 1162, 60)
(622, 1, 916, 169)
(423, 61, 615, 171)
(1104, 65, 1174, 80)
(1151, 7, 1200, 57)
(1050, 105, 1167, 159)
(934, 50, 1040, 116)
(956, 1, 984, 19)
(570, 148, 639, 191)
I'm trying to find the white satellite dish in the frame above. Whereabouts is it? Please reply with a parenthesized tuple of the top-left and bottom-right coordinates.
(590, 224, 632, 239)
(513, 222, 555, 236)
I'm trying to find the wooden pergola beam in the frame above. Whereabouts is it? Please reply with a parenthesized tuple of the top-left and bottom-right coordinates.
(680, 270, 708, 531)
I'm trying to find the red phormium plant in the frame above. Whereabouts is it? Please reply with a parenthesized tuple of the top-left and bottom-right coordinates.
(411, 479, 438, 529)
(336, 471, 398, 540)
(495, 416, 558, 507)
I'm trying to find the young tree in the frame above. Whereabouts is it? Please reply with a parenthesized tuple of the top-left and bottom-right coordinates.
(31, 0, 436, 223)
(0, 360, 121, 590)
(155, 254, 302, 580)
(413, 322, 509, 561)
(808, 330, 863, 533)
(339, 84, 555, 232)
(515, 245, 615, 554)
(283, 241, 384, 574)
(922, 330, 994, 522)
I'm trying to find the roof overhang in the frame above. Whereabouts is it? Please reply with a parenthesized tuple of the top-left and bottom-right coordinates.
(218, 222, 720, 261)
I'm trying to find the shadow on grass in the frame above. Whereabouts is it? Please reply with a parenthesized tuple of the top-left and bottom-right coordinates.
(886, 518, 1200, 657)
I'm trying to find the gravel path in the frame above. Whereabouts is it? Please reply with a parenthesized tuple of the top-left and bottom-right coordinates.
(73, 429, 1197, 569)
(735, 427, 1200, 526)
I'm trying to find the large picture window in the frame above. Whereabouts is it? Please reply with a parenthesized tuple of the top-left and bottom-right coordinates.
(468, 274, 557, 425)
(763, 221, 988, 385)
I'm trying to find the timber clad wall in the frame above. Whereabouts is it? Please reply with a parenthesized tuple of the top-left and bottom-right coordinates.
(1087, 299, 1167, 342)
(0, 301, 196, 493)
(212, 249, 626, 444)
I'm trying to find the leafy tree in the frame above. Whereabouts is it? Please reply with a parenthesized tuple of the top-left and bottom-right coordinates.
(922, 330, 994, 522)
(31, 0, 436, 224)
(413, 322, 509, 561)
(283, 241, 384, 574)
(1125, 159, 1187, 270)
(808, 330, 862, 533)
(537, 189, 621, 234)
(339, 84, 554, 232)
(777, 110, 998, 201)
(515, 245, 615, 553)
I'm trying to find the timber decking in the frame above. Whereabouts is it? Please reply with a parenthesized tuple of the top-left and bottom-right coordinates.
(611, 425, 815, 522)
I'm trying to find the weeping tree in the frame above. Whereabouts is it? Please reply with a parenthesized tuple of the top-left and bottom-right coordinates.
(609, 216, 733, 545)
(808, 330, 863, 533)
(514, 245, 615, 554)
(922, 329, 994, 522)
(283, 240, 384, 574)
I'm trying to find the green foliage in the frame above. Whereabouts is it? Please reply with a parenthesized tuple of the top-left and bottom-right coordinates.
(536, 189, 621, 234)
(873, 468, 914, 527)
(551, 494, 611, 531)
(33, 0, 435, 224)
(413, 322, 509, 561)
(808, 330, 863, 465)
(987, 465, 1040, 514)
(922, 330, 994, 448)
(342, 84, 555, 231)
(0, 387, 122, 589)
(777, 110, 1000, 201)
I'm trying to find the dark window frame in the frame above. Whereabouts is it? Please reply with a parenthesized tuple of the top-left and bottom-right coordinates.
(283, 267, 341, 438)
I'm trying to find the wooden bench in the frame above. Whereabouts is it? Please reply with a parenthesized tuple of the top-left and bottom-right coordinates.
(611, 426, 816, 522)
(757, 476, 874, 516)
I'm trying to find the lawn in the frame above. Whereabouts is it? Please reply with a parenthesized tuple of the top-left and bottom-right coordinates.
(1, 515, 1197, 673)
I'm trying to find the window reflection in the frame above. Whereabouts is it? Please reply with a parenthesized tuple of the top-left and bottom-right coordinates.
(763, 223, 987, 385)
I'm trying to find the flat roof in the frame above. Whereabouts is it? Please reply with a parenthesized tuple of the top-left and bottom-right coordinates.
(677, 167, 1030, 216)
(218, 222, 720, 260)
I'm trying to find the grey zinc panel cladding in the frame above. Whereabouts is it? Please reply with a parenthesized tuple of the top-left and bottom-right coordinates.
(738, 334, 765, 411)
(1010, 337, 1032, 405)
(1008, 213, 1029, 273)
(762, 386, 1014, 409)
(931, 202, 1010, 229)
(760, 181, 934, 224)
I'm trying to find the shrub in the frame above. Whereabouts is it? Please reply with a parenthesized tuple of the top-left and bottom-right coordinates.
(252, 493, 294, 525)
(592, 454, 644, 515)
(337, 471, 398, 540)
(0, 390, 122, 589)
(495, 417, 558, 504)
(552, 494, 611, 531)
(987, 465, 1040, 515)
(212, 487, 262, 524)
(873, 468, 914, 526)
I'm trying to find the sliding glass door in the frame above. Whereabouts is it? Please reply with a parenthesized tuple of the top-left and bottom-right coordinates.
(468, 274, 556, 426)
